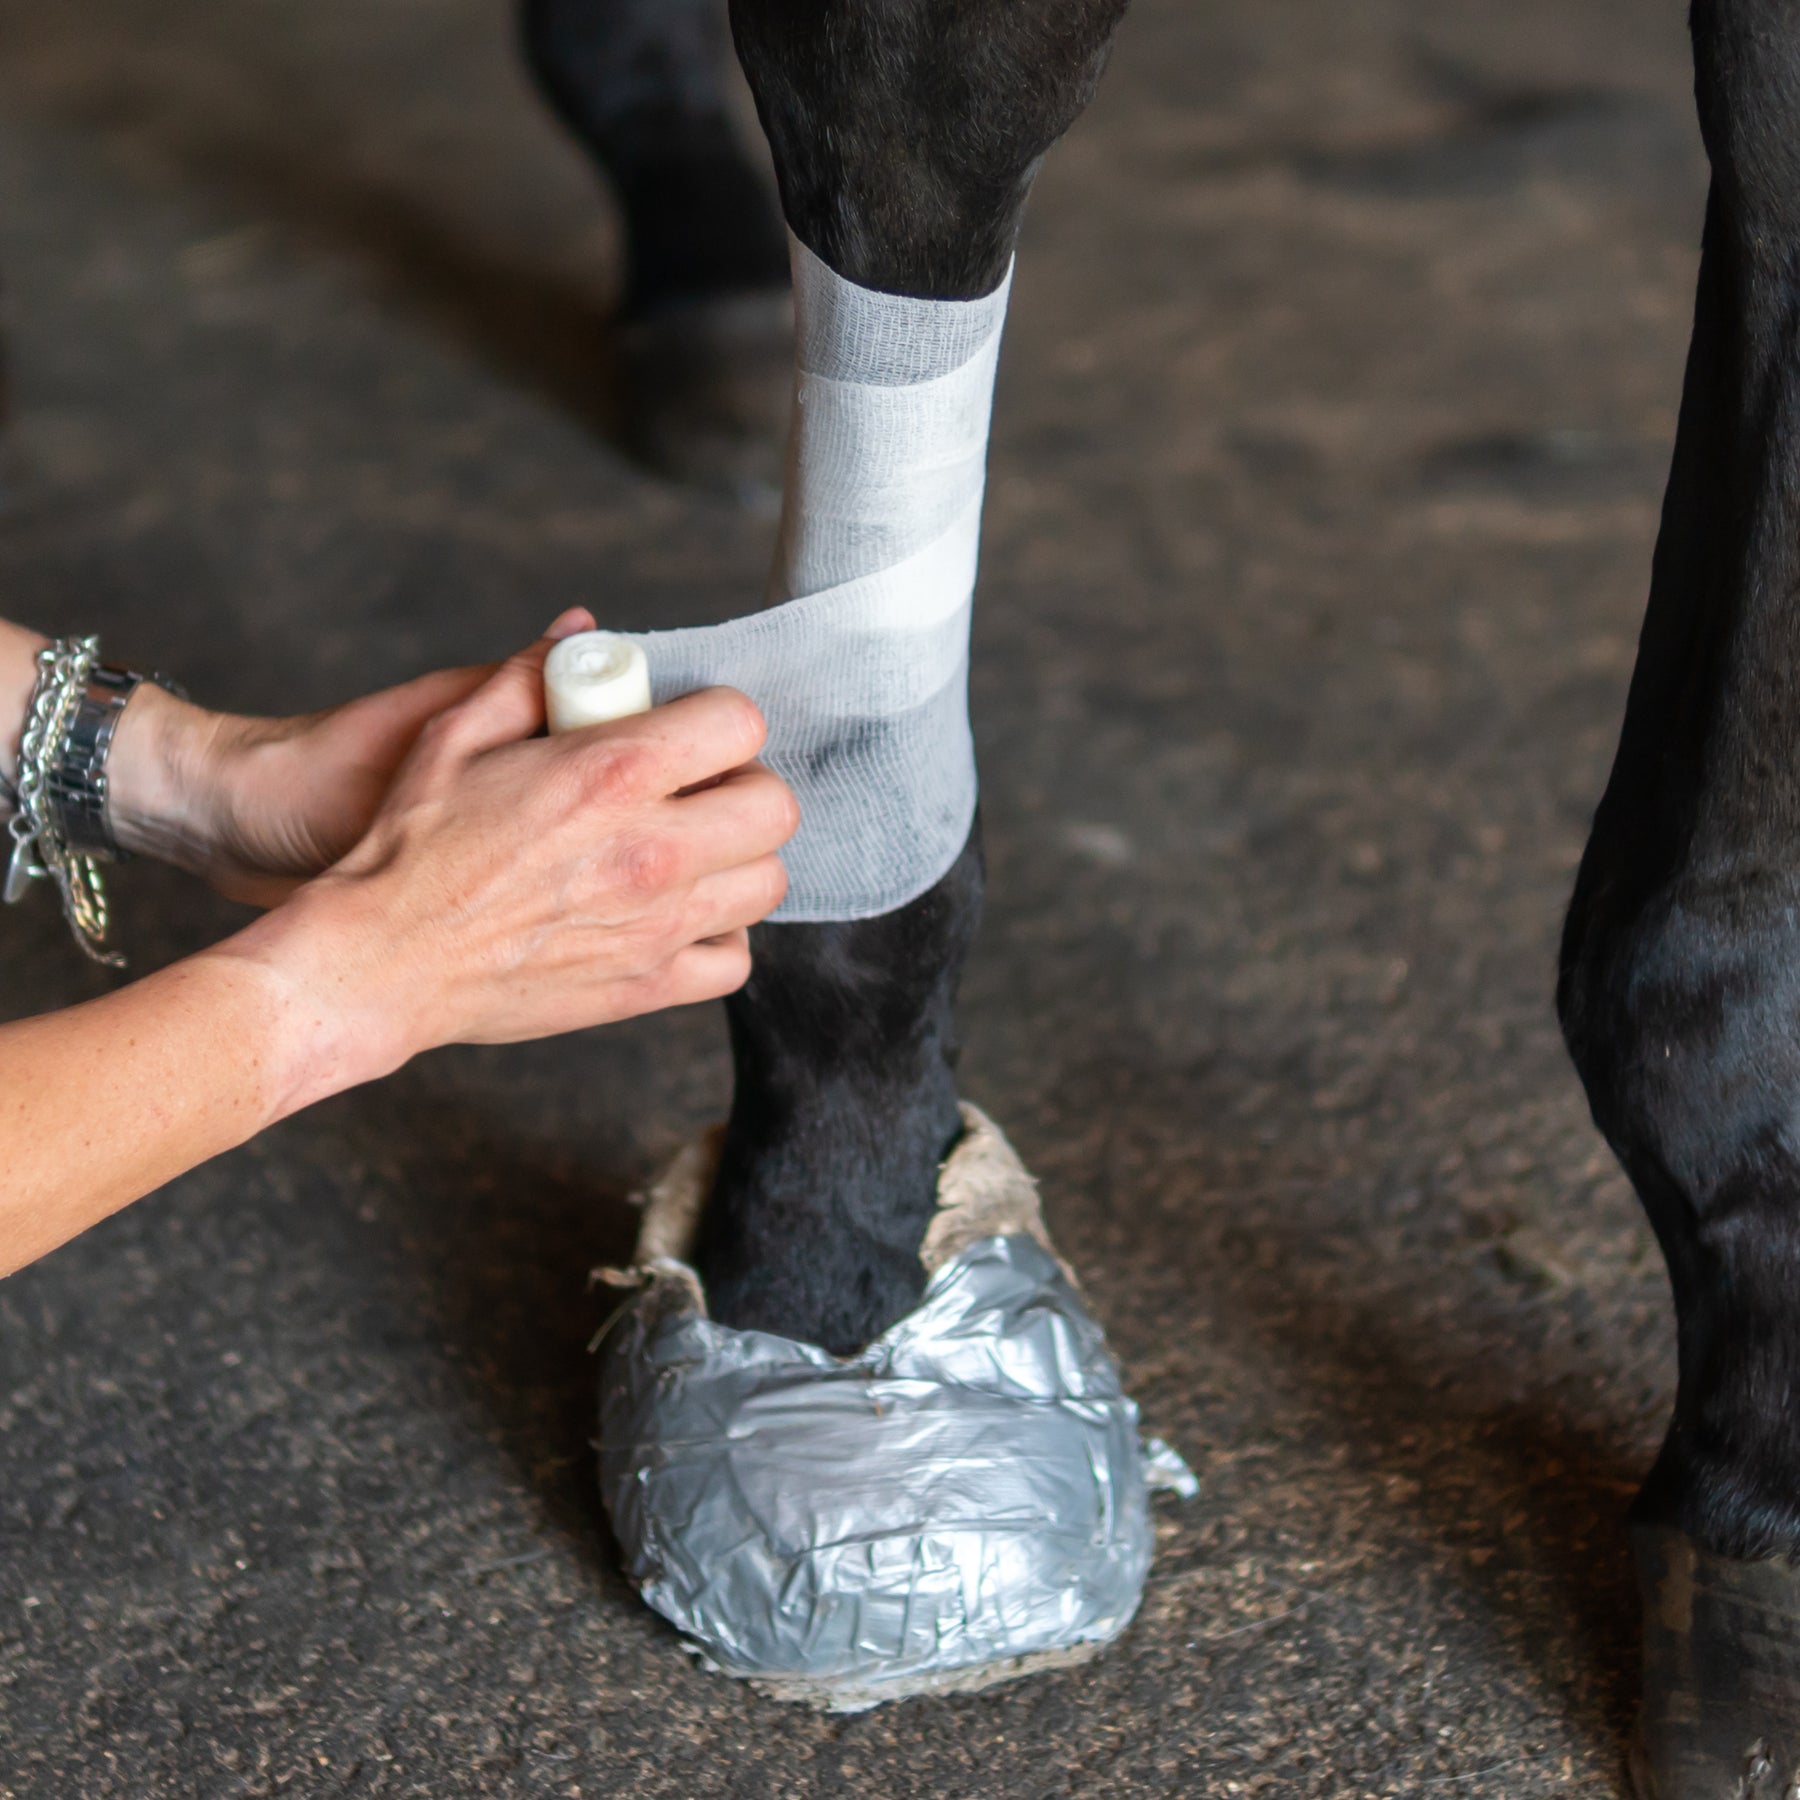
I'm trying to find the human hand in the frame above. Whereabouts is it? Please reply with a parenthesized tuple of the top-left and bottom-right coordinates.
(108, 649, 509, 907)
(213, 613, 796, 1103)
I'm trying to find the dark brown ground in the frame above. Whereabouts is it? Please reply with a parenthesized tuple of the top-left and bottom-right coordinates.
(0, 1, 1708, 1794)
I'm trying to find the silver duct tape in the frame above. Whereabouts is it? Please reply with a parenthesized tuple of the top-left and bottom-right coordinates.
(596, 1110, 1195, 1709)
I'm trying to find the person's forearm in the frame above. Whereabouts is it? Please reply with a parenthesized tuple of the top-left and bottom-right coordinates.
(0, 937, 351, 1277)
(0, 618, 326, 1274)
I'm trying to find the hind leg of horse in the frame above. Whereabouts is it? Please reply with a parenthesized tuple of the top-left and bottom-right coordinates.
(519, 0, 791, 492)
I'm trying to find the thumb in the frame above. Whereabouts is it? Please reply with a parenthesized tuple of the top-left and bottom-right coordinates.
(433, 608, 595, 758)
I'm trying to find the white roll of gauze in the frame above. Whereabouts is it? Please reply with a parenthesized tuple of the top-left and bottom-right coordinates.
(619, 233, 1012, 922)
(544, 631, 653, 732)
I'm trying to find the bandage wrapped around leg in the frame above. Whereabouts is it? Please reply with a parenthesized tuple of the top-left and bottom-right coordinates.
(623, 234, 1009, 921)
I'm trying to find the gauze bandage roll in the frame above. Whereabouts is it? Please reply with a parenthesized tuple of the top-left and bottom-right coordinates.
(544, 632, 652, 732)
(621, 234, 1011, 921)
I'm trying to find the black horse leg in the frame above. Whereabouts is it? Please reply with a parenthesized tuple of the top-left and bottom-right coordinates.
(697, 832, 983, 1353)
(1560, 2, 1800, 1790)
(519, 0, 792, 491)
(687, 0, 1129, 1355)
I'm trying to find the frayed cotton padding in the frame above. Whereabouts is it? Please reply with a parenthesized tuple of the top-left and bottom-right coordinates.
(595, 1105, 1195, 1710)
(620, 236, 1009, 923)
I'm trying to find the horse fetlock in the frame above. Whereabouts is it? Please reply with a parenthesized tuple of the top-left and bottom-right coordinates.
(693, 830, 983, 1354)
(694, 1070, 961, 1354)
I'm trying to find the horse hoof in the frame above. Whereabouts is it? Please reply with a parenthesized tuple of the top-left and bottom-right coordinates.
(592, 1103, 1196, 1710)
(616, 290, 792, 507)
(1633, 1524, 1800, 1797)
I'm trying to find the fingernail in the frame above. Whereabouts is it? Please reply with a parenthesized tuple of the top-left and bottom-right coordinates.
(546, 608, 594, 641)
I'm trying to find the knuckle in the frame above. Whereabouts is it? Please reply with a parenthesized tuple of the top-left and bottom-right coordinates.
(579, 740, 655, 806)
(616, 832, 680, 898)
(651, 903, 698, 955)
(416, 708, 466, 759)
(610, 929, 667, 983)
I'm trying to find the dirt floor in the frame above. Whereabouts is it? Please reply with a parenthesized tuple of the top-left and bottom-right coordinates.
(0, 0, 1710, 1794)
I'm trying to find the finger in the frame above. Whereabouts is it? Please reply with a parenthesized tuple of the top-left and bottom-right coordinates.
(697, 926, 752, 959)
(510, 930, 756, 1035)
(639, 931, 756, 1013)
(676, 853, 789, 943)
(427, 608, 596, 759)
(322, 664, 495, 764)
(381, 663, 495, 719)
(654, 765, 800, 881)
(556, 686, 767, 804)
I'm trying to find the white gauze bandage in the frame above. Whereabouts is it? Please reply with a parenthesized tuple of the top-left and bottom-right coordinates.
(626, 234, 1012, 921)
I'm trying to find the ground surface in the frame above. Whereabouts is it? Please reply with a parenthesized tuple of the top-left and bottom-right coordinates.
(0, 1, 1708, 1794)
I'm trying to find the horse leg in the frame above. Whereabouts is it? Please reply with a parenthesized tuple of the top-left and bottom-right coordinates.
(1560, 2, 1800, 1790)
(519, 0, 791, 492)
(685, 0, 1129, 1355)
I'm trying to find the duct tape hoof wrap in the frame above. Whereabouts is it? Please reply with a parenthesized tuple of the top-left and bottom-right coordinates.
(595, 1104, 1197, 1710)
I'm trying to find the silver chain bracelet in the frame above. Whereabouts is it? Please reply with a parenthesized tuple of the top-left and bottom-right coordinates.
(6, 637, 125, 967)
